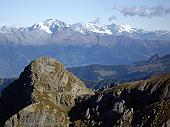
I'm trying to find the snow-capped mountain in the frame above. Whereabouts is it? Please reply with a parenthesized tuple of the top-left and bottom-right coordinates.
(21, 19, 137, 35)
(0, 19, 170, 77)
(25, 19, 139, 35)
(1, 18, 170, 42)
(0, 26, 25, 33)
(70, 23, 112, 34)
(107, 23, 136, 34)
(27, 19, 69, 33)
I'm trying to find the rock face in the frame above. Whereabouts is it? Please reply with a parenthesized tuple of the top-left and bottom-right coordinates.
(69, 74, 170, 127)
(0, 57, 93, 127)
(0, 57, 170, 127)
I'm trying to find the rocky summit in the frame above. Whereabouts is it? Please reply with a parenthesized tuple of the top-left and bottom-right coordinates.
(0, 57, 93, 127)
(0, 57, 170, 127)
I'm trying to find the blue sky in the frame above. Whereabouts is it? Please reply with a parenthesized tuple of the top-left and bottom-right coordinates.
(0, 0, 170, 31)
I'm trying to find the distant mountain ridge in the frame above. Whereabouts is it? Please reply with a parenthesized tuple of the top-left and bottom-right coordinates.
(68, 54, 170, 89)
(0, 19, 170, 46)
(0, 19, 170, 78)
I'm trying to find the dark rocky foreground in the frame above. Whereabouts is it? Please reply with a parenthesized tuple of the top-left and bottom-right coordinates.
(0, 57, 169, 127)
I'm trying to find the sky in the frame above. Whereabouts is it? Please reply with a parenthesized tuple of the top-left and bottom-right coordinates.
(0, 0, 170, 31)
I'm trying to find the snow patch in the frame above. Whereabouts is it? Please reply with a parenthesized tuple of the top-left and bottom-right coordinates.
(70, 23, 112, 34)
(119, 24, 135, 33)
(38, 22, 52, 33)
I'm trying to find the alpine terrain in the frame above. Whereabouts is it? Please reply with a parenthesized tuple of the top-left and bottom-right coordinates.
(0, 19, 170, 77)
(0, 57, 169, 127)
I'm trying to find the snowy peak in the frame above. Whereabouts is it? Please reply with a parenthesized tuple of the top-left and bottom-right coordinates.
(119, 24, 136, 33)
(28, 19, 69, 33)
(107, 23, 136, 34)
(71, 22, 112, 34)
(0, 18, 154, 35)
(85, 23, 112, 34)
(0, 18, 170, 41)
(31, 22, 52, 33)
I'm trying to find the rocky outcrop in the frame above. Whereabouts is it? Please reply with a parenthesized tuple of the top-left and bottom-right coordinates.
(0, 57, 170, 127)
(0, 57, 93, 127)
(69, 74, 170, 127)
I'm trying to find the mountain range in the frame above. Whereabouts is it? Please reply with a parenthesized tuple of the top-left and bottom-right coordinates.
(0, 19, 170, 77)
(1, 19, 170, 44)
(0, 57, 169, 127)
(68, 54, 170, 89)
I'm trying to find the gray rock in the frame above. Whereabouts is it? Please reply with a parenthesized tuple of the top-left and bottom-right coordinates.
(96, 94, 103, 103)
(112, 101, 125, 114)
(85, 108, 90, 118)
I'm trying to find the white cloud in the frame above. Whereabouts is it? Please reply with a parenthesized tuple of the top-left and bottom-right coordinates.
(112, 5, 170, 18)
